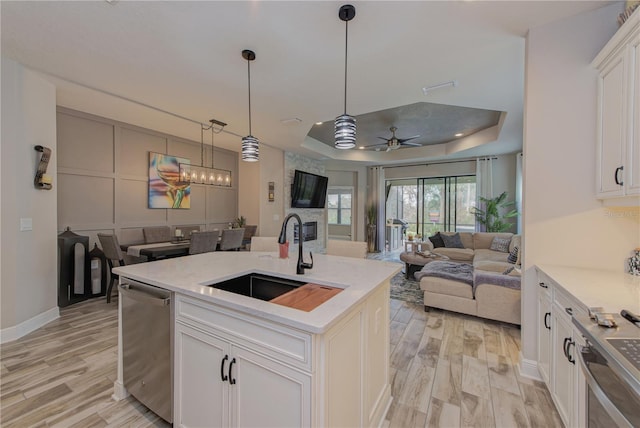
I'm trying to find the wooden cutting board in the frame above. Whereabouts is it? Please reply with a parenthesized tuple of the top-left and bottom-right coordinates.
(270, 283, 342, 312)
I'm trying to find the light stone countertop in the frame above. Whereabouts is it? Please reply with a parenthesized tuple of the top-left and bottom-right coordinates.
(113, 252, 401, 334)
(537, 264, 640, 315)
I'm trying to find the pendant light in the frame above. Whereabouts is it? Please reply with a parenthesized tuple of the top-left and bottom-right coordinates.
(335, 4, 356, 150)
(241, 49, 259, 162)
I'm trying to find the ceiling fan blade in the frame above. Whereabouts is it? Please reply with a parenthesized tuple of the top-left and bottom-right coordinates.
(397, 135, 421, 143)
(401, 141, 422, 147)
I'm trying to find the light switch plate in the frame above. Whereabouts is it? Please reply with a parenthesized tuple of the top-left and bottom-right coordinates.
(20, 218, 33, 231)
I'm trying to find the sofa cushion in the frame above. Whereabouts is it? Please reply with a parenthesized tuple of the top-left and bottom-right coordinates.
(473, 260, 513, 273)
(433, 247, 475, 262)
(420, 276, 474, 299)
(473, 232, 513, 250)
(509, 235, 521, 253)
(489, 237, 511, 253)
(507, 246, 519, 264)
(441, 232, 465, 248)
(428, 232, 445, 248)
(473, 248, 509, 264)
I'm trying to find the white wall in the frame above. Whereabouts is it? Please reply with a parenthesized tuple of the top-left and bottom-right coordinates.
(1, 58, 59, 341)
(522, 3, 634, 370)
(326, 161, 369, 242)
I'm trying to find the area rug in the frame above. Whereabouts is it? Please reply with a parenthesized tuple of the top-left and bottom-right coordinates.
(389, 269, 423, 305)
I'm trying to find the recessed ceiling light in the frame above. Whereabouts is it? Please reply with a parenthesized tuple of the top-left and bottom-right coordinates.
(358, 146, 365, 150)
(315, 121, 323, 125)
(455, 133, 464, 137)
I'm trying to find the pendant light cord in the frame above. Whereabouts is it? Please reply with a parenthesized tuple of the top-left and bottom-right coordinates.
(247, 59, 252, 136)
(344, 19, 349, 115)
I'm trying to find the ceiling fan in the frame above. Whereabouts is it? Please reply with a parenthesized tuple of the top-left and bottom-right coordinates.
(369, 126, 421, 152)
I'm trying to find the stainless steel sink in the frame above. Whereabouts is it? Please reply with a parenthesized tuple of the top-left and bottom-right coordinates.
(210, 273, 306, 301)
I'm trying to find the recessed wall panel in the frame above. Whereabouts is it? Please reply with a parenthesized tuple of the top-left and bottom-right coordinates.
(58, 174, 114, 226)
(169, 185, 206, 224)
(57, 113, 114, 172)
(118, 178, 166, 223)
(120, 128, 167, 176)
(207, 187, 237, 223)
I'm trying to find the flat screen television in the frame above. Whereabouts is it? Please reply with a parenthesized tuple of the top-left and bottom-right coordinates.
(290, 170, 328, 208)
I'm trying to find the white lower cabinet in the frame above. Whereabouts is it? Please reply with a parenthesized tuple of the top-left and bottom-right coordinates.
(173, 282, 391, 427)
(537, 282, 552, 384)
(537, 268, 587, 428)
(551, 306, 575, 425)
(175, 323, 311, 428)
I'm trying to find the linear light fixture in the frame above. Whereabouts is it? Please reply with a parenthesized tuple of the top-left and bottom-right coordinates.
(422, 80, 458, 95)
(179, 119, 232, 187)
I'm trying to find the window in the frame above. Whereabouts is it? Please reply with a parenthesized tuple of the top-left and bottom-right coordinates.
(327, 189, 352, 225)
(386, 175, 476, 237)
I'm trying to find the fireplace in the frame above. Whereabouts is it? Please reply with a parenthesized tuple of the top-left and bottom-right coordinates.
(294, 221, 317, 243)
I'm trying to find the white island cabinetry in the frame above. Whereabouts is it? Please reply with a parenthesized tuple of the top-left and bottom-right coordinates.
(174, 283, 390, 427)
(113, 252, 398, 427)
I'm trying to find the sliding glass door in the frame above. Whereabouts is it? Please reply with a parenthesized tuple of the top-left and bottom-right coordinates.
(386, 175, 476, 239)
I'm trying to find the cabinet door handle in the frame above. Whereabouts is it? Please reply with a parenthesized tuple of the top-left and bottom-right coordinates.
(614, 166, 624, 186)
(565, 307, 573, 316)
(544, 312, 551, 330)
(567, 340, 576, 364)
(539, 282, 548, 289)
(563, 337, 570, 358)
(220, 354, 229, 382)
(228, 357, 236, 385)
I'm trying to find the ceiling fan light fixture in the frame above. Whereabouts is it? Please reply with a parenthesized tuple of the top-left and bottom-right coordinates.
(335, 4, 356, 150)
(241, 49, 259, 162)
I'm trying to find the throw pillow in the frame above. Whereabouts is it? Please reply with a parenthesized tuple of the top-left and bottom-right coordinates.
(428, 232, 445, 248)
(507, 246, 519, 264)
(490, 237, 511, 253)
(440, 232, 465, 249)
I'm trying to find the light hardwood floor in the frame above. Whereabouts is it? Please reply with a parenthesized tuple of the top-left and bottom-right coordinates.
(1, 296, 562, 427)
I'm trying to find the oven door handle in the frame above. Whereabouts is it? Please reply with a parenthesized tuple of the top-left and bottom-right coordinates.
(577, 345, 634, 428)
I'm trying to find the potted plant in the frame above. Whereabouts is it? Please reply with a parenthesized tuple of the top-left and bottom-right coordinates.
(471, 191, 518, 232)
(366, 204, 377, 253)
(234, 216, 247, 229)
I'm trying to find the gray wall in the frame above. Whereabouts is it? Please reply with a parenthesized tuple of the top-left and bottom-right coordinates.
(57, 108, 239, 246)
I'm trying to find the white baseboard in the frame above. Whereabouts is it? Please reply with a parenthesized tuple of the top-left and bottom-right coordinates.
(518, 352, 542, 381)
(0, 306, 60, 344)
(112, 380, 129, 401)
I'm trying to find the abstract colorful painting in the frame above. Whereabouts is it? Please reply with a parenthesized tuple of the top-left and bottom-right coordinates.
(148, 152, 190, 209)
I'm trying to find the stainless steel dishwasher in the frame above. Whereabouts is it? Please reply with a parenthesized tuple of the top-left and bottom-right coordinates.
(120, 280, 173, 423)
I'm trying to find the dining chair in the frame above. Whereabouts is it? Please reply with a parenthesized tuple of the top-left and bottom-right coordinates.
(189, 230, 220, 255)
(143, 226, 171, 244)
(326, 240, 368, 259)
(219, 228, 245, 251)
(97, 233, 128, 303)
(241, 225, 258, 249)
(249, 236, 279, 252)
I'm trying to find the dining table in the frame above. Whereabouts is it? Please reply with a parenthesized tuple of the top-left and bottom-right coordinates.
(121, 240, 191, 262)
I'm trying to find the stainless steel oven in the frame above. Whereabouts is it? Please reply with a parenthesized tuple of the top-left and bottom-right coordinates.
(573, 314, 640, 428)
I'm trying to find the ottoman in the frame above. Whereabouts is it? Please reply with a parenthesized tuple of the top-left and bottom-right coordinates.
(399, 251, 449, 279)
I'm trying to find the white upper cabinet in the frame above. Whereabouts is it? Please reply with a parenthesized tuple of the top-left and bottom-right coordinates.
(593, 9, 640, 201)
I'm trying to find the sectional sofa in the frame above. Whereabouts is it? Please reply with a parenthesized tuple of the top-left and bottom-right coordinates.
(415, 232, 522, 325)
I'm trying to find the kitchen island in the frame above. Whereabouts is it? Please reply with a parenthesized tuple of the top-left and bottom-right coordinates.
(112, 251, 401, 427)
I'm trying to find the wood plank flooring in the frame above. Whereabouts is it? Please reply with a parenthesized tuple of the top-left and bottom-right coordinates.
(1, 296, 562, 427)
